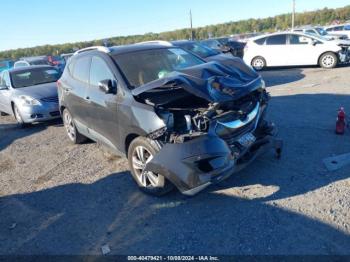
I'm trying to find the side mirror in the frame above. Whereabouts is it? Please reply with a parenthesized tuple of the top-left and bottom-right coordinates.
(311, 40, 317, 46)
(98, 79, 117, 94)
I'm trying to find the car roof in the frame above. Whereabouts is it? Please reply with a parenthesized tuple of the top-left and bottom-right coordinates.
(171, 40, 196, 45)
(8, 65, 56, 73)
(109, 44, 173, 56)
(249, 31, 314, 41)
(325, 23, 349, 29)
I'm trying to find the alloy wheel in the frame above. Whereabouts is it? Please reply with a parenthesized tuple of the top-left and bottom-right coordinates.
(14, 105, 23, 123)
(132, 145, 160, 187)
(64, 111, 76, 141)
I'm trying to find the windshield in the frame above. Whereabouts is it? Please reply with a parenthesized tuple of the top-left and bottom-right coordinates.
(11, 67, 60, 88)
(315, 27, 328, 36)
(114, 48, 204, 88)
(180, 42, 220, 58)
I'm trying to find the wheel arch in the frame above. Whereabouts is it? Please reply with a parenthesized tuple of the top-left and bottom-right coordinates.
(318, 51, 338, 65)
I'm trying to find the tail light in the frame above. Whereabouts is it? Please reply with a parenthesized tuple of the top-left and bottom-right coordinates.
(57, 80, 62, 89)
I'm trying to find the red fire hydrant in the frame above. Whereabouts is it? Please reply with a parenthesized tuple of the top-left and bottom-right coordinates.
(336, 107, 346, 135)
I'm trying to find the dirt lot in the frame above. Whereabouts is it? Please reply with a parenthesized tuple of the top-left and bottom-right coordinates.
(1, 66, 350, 255)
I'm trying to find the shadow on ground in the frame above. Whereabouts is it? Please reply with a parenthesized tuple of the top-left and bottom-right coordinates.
(0, 119, 62, 151)
(1, 93, 350, 255)
(260, 67, 305, 87)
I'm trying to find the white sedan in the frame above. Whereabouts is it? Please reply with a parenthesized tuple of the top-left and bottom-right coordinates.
(243, 32, 349, 70)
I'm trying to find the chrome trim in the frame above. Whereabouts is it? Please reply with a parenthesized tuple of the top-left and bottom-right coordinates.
(217, 102, 260, 129)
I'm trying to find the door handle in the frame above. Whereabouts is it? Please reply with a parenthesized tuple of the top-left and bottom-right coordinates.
(85, 96, 90, 100)
(64, 88, 72, 92)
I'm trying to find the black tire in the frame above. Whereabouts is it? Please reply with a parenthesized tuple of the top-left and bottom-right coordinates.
(319, 52, 338, 69)
(62, 109, 87, 144)
(0, 111, 8, 116)
(251, 56, 266, 71)
(127, 136, 174, 196)
(13, 104, 29, 128)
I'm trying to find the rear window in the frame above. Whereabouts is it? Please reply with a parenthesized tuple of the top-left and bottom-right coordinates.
(266, 35, 287, 45)
(254, 37, 266, 45)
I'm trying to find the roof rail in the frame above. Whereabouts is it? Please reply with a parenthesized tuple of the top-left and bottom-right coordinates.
(136, 40, 173, 47)
(73, 46, 111, 55)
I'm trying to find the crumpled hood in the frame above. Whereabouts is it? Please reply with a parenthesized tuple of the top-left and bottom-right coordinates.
(13, 82, 58, 99)
(132, 61, 262, 103)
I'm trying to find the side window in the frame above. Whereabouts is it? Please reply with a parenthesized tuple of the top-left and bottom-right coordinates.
(305, 30, 315, 34)
(3, 72, 11, 87)
(326, 28, 333, 32)
(266, 35, 286, 45)
(0, 72, 4, 86)
(289, 34, 310, 45)
(334, 26, 344, 31)
(254, 37, 266, 45)
(89, 56, 115, 87)
(72, 56, 91, 83)
(344, 25, 350, 31)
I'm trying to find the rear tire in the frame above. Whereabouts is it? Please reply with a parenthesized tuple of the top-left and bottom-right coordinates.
(319, 52, 338, 69)
(0, 111, 8, 116)
(128, 136, 174, 196)
(62, 109, 87, 144)
(251, 56, 266, 71)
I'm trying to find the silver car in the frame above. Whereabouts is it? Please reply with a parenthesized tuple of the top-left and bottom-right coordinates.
(0, 65, 61, 125)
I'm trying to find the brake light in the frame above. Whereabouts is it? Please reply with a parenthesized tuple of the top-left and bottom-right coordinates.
(57, 80, 61, 89)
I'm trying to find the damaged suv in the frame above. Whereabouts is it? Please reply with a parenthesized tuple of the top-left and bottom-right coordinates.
(58, 44, 281, 196)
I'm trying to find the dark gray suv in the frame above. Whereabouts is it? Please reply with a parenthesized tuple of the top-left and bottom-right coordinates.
(58, 43, 281, 196)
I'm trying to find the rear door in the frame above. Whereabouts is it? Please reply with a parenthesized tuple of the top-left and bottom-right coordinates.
(263, 34, 287, 66)
(62, 55, 91, 131)
(85, 55, 120, 151)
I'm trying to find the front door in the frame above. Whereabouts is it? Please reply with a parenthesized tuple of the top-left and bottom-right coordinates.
(86, 55, 120, 152)
(287, 34, 322, 66)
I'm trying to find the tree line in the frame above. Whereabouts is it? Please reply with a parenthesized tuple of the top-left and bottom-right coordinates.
(1, 5, 349, 61)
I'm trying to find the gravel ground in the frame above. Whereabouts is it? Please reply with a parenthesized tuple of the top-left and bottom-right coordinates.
(0, 65, 350, 255)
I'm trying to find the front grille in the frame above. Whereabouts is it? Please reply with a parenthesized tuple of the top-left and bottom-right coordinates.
(41, 96, 59, 103)
(219, 120, 256, 146)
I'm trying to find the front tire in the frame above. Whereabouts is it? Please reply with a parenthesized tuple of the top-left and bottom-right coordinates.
(62, 109, 87, 144)
(319, 52, 338, 69)
(251, 56, 266, 71)
(127, 136, 174, 196)
(13, 104, 28, 127)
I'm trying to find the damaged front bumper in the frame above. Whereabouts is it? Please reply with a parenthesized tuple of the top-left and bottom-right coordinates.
(145, 120, 281, 196)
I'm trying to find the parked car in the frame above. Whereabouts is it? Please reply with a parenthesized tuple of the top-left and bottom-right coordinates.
(325, 24, 350, 38)
(60, 53, 74, 63)
(0, 60, 14, 72)
(201, 38, 246, 58)
(200, 38, 231, 54)
(14, 56, 51, 68)
(48, 55, 66, 72)
(58, 44, 281, 196)
(0, 65, 61, 125)
(171, 40, 226, 59)
(293, 26, 348, 40)
(214, 37, 246, 58)
(244, 32, 350, 70)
